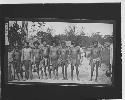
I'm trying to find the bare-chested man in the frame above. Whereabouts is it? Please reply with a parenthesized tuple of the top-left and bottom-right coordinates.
(70, 42, 81, 80)
(89, 41, 101, 82)
(32, 41, 41, 79)
(104, 42, 113, 79)
(59, 42, 69, 80)
(49, 43, 59, 79)
(21, 42, 32, 80)
(41, 41, 50, 79)
(13, 44, 22, 81)
(8, 46, 14, 81)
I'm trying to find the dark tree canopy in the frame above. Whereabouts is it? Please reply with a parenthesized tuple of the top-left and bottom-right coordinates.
(8, 22, 26, 50)
(8, 21, 113, 50)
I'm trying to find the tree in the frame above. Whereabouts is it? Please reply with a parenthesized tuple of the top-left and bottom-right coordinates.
(8, 22, 26, 49)
(65, 25, 77, 43)
(35, 27, 54, 45)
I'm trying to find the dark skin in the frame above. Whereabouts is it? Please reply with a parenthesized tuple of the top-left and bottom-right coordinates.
(33, 43, 41, 79)
(41, 42, 50, 79)
(90, 42, 101, 82)
(13, 46, 21, 80)
(8, 47, 15, 80)
(60, 43, 69, 80)
(70, 43, 81, 80)
(49, 43, 59, 79)
(21, 42, 32, 80)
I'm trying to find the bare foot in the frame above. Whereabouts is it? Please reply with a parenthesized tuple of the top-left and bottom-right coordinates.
(77, 78, 80, 81)
(95, 79, 98, 82)
(89, 79, 92, 81)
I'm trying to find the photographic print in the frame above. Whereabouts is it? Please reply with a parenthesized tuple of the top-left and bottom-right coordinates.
(6, 18, 114, 85)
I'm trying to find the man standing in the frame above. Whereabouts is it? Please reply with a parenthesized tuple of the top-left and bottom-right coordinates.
(41, 41, 50, 79)
(70, 42, 81, 80)
(59, 42, 69, 80)
(32, 41, 41, 79)
(89, 41, 101, 82)
(8, 46, 14, 81)
(13, 44, 22, 81)
(49, 43, 59, 79)
(104, 42, 113, 79)
(110, 43, 113, 76)
(21, 42, 32, 80)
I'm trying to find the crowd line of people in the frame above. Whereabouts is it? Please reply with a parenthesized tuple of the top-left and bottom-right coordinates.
(8, 40, 112, 82)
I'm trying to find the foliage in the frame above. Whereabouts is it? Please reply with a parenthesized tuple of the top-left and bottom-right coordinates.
(8, 22, 113, 49)
(8, 22, 26, 49)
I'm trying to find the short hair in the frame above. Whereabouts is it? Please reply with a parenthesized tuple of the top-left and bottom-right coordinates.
(61, 41, 65, 45)
(33, 41, 40, 46)
(93, 41, 98, 45)
(25, 42, 29, 45)
(72, 41, 75, 45)
(43, 41, 46, 43)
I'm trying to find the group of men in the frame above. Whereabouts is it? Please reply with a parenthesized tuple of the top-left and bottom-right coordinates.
(8, 40, 112, 82)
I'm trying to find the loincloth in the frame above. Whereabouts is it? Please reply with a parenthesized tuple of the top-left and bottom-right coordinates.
(71, 58, 80, 66)
(89, 57, 101, 67)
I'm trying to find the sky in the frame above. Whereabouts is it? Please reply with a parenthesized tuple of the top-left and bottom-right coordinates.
(9, 21, 113, 37)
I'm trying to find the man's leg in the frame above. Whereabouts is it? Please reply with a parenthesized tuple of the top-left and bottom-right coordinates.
(71, 64, 74, 80)
(22, 61, 26, 80)
(52, 65, 56, 79)
(25, 60, 29, 80)
(44, 66, 47, 79)
(10, 63, 14, 81)
(49, 68, 51, 79)
(10, 64, 14, 80)
(76, 65, 80, 80)
(20, 66, 23, 80)
(62, 62, 65, 80)
(90, 62, 95, 81)
(8, 64, 11, 81)
(36, 62, 40, 79)
(16, 61, 21, 81)
(65, 62, 68, 80)
(40, 59, 44, 79)
(54, 61, 58, 79)
(56, 66, 58, 79)
(40, 66, 43, 79)
(48, 58, 52, 79)
(29, 61, 33, 80)
(14, 62, 20, 80)
(13, 62, 16, 80)
(95, 61, 99, 82)
(47, 58, 51, 79)
(44, 58, 48, 79)
(48, 63, 52, 79)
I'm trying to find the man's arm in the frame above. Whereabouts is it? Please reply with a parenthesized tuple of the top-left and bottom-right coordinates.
(78, 47, 81, 59)
(30, 48, 33, 62)
(21, 49, 24, 62)
(98, 47, 102, 60)
(89, 49, 93, 64)
(49, 47, 52, 57)
(98, 47, 102, 67)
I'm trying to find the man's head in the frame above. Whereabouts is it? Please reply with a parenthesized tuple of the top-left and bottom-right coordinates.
(8, 45, 13, 52)
(61, 41, 65, 48)
(34, 41, 40, 48)
(53, 43, 56, 47)
(104, 42, 111, 48)
(93, 41, 98, 47)
(14, 42, 17, 48)
(72, 41, 76, 47)
(43, 41, 47, 46)
(25, 42, 29, 47)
